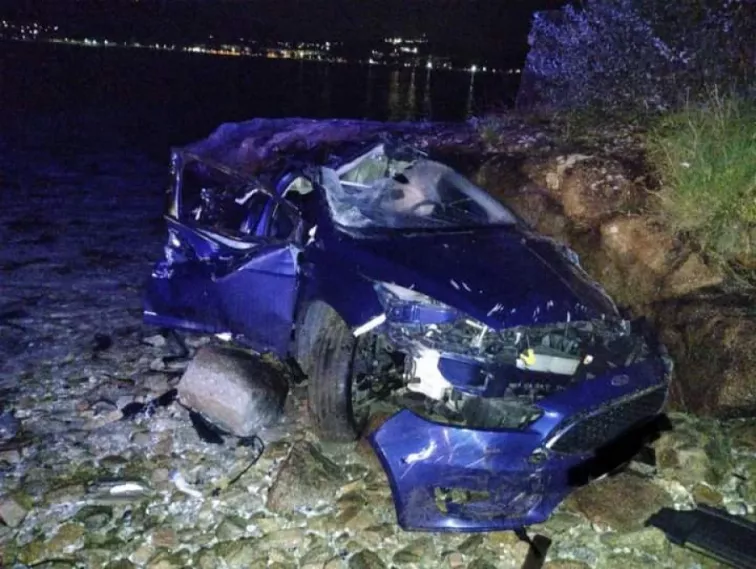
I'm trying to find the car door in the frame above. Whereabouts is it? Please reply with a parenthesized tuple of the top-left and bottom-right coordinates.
(144, 156, 302, 356)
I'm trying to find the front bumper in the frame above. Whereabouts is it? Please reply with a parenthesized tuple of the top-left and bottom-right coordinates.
(369, 356, 669, 532)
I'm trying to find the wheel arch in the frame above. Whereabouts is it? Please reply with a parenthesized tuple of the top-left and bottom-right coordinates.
(293, 266, 383, 371)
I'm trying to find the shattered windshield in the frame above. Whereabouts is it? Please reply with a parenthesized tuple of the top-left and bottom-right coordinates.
(320, 150, 518, 230)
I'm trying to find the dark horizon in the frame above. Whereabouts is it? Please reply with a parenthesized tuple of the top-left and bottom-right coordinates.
(0, 0, 567, 64)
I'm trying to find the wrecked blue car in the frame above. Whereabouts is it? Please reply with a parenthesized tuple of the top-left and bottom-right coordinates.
(144, 119, 671, 532)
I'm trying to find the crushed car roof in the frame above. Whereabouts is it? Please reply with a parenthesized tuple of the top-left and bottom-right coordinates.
(177, 118, 469, 178)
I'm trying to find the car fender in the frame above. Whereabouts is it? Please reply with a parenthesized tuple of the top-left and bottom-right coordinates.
(297, 261, 384, 330)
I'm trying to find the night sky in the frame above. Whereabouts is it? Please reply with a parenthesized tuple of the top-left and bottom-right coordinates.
(1, 0, 567, 63)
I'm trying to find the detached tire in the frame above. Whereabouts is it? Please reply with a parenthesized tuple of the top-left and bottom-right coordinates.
(304, 302, 364, 442)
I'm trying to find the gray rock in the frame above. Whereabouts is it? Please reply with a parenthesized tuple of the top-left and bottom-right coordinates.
(178, 345, 287, 437)
(213, 539, 261, 569)
(267, 441, 346, 513)
(104, 561, 137, 569)
(0, 410, 19, 441)
(146, 551, 186, 569)
(0, 448, 22, 464)
(74, 505, 113, 530)
(467, 559, 499, 569)
(565, 473, 673, 532)
(457, 534, 485, 553)
(600, 527, 669, 556)
(392, 537, 434, 564)
(349, 550, 386, 569)
(142, 334, 167, 348)
(0, 496, 28, 527)
(215, 516, 246, 541)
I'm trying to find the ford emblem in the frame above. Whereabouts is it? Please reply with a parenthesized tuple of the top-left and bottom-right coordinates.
(611, 374, 630, 387)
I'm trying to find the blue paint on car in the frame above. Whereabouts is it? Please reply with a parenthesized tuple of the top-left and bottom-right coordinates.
(144, 118, 671, 532)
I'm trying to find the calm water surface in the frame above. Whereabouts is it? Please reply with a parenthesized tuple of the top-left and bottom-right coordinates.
(1, 41, 519, 160)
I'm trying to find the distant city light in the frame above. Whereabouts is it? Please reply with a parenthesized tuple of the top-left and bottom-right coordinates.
(0, 20, 503, 74)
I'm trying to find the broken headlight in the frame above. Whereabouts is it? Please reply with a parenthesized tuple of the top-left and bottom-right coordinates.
(374, 283, 544, 429)
(375, 282, 502, 362)
(374, 282, 459, 325)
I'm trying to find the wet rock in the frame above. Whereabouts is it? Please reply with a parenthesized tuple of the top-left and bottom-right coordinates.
(148, 527, 178, 549)
(656, 444, 717, 487)
(488, 531, 531, 560)
(46, 522, 86, 555)
(105, 561, 136, 569)
(741, 458, 756, 503)
(146, 551, 186, 569)
(457, 534, 485, 553)
(267, 441, 346, 513)
(74, 505, 113, 530)
(600, 527, 669, 556)
(599, 553, 658, 569)
(531, 511, 586, 536)
(45, 483, 86, 505)
(443, 551, 465, 569)
(79, 550, 115, 569)
(325, 556, 347, 569)
(258, 528, 306, 550)
(691, 483, 724, 506)
(194, 549, 220, 569)
(565, 473, 673, 532)
(0, 448, 22, 464)
(467, 557, 499, 569)
(214, 539, 261, 569)
(178, 345, 287, 437)
(730, 421, 756, 451)
(215, 516, 246, 541)
(543, 562, 591, 569)
(392, 537, 434, 564)
(349, 549, 387, 569)
(300, 539, 334, 566)
(142, 334, 167, 348)
(0, 495, 28, 527)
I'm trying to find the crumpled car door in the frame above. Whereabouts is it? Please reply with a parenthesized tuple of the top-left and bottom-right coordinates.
(144, 159, 301, 356)
(144, 217, 299, 355)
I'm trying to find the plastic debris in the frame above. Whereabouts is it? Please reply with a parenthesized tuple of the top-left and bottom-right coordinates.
(170, 470, 204, 500)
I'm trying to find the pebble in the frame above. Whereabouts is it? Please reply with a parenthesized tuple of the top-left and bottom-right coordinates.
(143, 335, 167, 348)
(0, 496, 28, 527)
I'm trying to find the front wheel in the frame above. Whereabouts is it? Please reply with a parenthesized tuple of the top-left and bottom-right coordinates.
(304, 302, 366, 442)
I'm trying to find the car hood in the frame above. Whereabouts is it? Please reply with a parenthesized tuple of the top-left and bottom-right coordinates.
(332, 226, 618, 329)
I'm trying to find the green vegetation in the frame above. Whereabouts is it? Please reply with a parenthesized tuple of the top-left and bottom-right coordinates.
(648, 92, 756, 267)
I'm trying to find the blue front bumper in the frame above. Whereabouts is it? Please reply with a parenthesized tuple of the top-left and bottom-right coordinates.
(369, 357, 669, 532)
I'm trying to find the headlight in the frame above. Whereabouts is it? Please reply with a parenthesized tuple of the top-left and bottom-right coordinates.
(374, 282, 460, 325)
(374, 282, 494, 358)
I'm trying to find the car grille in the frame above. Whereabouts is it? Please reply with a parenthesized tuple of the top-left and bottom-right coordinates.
(547, 386, 667, 455)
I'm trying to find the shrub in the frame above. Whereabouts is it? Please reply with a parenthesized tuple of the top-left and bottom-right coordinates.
(648, 92, 756, 266)
(517, 0, 756, 112)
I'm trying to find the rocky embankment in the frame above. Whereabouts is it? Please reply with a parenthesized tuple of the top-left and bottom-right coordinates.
(464, 115, 756, 418)
(1, 116, 755, 569)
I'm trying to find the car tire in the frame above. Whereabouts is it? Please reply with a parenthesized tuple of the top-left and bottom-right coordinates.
(303, 301, 363, 442)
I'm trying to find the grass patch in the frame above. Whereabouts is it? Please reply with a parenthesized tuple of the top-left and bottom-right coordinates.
(648, 92, 756, 268)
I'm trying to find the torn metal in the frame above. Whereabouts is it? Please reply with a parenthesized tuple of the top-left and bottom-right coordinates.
(143, 118, 671, 532)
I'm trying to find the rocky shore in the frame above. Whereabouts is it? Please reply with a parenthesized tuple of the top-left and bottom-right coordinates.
(1, 115, 754, 568)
